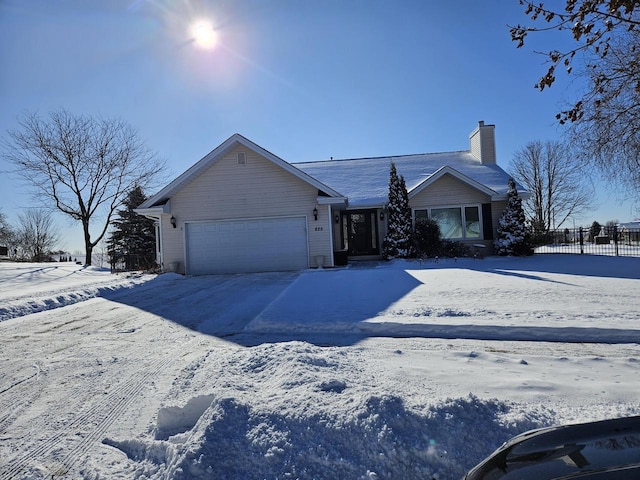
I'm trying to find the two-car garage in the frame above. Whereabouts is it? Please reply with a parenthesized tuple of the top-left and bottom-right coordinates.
(185, 216, 309, 275)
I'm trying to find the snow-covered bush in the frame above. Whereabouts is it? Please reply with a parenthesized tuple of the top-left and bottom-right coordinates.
(411, 219, 441, 258)
(440, 239, 472, 258)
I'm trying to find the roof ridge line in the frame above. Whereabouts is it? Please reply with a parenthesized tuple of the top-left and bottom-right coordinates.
(293, 149, 471, 165)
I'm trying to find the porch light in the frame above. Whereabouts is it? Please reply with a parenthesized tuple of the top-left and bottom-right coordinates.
(313, 207, 318, 221)
(335, 214, 340, 224)
(380, 211, 385, 221)
(170, 215, 177, 228)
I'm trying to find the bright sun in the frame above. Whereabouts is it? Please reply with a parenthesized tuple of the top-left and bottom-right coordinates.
(191, 20, 217, 50)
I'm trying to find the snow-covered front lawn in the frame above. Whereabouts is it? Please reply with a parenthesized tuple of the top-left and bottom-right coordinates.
(0, 255, 639, 479)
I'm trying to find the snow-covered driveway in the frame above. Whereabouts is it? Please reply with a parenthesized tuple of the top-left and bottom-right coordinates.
(0, 256, 639, 479)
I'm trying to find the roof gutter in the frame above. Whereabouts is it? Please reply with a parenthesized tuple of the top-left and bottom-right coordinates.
(134, 205, 169, 219)
(317, 196, 348, 207)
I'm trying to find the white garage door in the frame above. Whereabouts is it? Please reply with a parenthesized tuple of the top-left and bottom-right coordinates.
(186, 217, 309, 274)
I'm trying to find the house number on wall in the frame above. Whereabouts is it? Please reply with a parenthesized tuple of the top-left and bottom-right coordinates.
(314, 227, 323, 231)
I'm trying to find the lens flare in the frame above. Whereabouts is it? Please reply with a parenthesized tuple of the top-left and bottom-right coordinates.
(191, 20, 217, 49)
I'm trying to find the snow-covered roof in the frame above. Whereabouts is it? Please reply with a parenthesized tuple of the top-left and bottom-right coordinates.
(139, 133, 519, 211)
(619, 221, 640, 229)
(294, 150, 515, 208)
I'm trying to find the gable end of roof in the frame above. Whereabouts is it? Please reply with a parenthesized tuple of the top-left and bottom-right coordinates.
(408, 165, 498, 200)
(138, 134, 344, 209)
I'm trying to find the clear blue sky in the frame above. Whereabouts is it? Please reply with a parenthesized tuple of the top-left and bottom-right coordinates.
(1, 0, 637, 254)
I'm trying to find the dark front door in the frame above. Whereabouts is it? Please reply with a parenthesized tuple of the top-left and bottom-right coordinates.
(346, 210, 379, 256)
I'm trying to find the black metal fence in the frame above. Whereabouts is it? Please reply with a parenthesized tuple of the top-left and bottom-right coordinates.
(534, 226, 640, 257)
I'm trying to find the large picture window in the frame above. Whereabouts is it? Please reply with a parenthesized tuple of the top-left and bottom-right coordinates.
(414, 205, 481, 239)
(431, 207, 463, 238)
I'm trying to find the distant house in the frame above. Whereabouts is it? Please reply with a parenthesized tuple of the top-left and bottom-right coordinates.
(618, 221, 640, 230)
(618, 221, 640, 245)
(136, 121, 523, 274)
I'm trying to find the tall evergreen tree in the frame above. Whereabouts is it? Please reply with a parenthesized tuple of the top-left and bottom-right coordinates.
(589, 220, 602, 240)
(494, 178, 532, 256)
(382, 162, 412, 259)
(107, 185, 156, 270)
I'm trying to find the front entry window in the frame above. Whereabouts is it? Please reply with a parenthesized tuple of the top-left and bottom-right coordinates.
(343, 210, 379, 255)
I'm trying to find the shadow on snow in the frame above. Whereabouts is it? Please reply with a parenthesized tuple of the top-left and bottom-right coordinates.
(101, 267, 423, 347)
(97, 254, 640, 347)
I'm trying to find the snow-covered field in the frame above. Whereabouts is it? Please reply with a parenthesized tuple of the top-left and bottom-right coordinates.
(0, 255, 639, 480)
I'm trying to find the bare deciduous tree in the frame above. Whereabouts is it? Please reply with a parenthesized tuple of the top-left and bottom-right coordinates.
(510, 140, 594, 232)
(510, 1, 640, 199)
(3, 110, 164, 265)
(566, 29, 640, 199)
(16, 208, 60, 262)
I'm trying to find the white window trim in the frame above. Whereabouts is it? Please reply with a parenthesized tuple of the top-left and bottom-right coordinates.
(413, 204, 483, 240)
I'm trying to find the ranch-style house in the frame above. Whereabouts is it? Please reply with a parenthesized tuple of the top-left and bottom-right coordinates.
(135, 121, 522, 275)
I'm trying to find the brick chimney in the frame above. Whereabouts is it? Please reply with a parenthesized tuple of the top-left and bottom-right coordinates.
(469, 120, 496, 164)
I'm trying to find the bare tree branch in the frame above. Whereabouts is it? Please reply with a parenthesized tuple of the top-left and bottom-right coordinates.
(511, 0, 640, 203)
(510, 140, 594, 231)
(2, 109, 165, 265)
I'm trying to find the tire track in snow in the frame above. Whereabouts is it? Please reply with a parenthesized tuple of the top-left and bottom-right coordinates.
(0, 364, 40, 396)
(0, 356, 172, 478)
(0, 339, 195, 480)
(0, 364, 43, 437)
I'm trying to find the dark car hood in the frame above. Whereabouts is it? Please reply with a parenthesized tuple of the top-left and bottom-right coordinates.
(464, 415, 640, 479)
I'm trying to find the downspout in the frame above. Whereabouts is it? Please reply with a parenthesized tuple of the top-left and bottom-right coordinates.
(157, 216, 164, 271)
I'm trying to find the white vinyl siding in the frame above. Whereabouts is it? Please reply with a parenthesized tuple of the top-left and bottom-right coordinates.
(411, 173, 490, 207)
(172, 146, 318, 219)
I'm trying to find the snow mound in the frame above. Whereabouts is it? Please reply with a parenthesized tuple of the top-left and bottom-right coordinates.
(0, 263, 158, 322)
(156, 394, 216, 440)
(101, 341, 563, 479)
(108, 394, 553, 480)
(0, 279, 146, 321)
